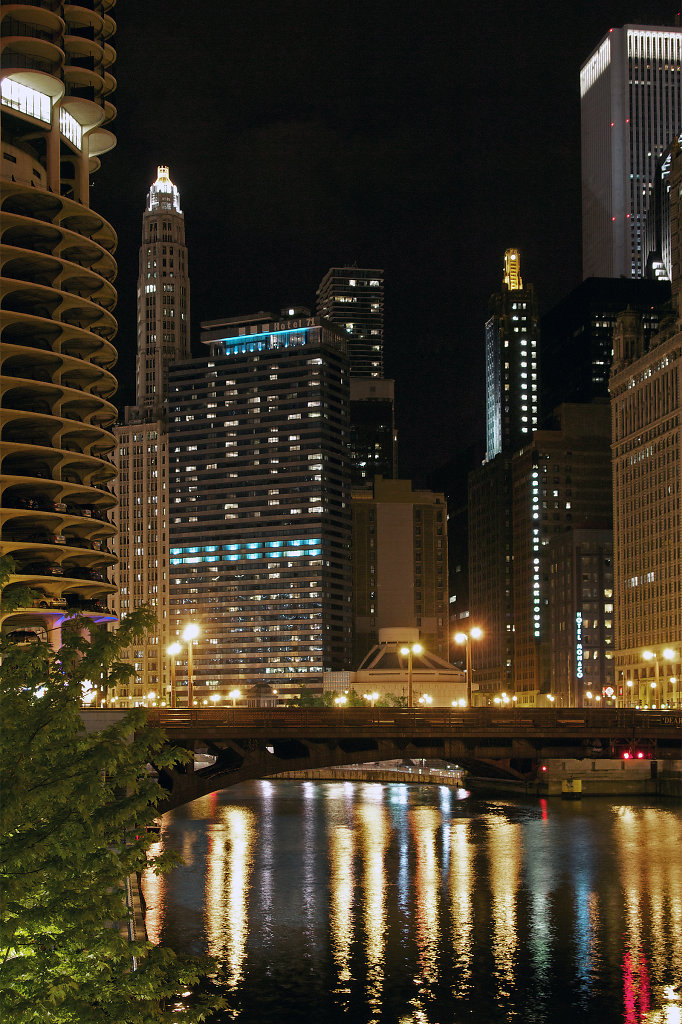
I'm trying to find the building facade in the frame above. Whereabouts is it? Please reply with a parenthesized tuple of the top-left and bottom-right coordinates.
(467, 454, 514, 701)
(352, 477, 449, 667)
(1, 1, 119, 649)
(512, 404, 613, 705)
(548, 529, 614, 707)
(167, 311, 352, 700)
(581, 25, 682, 279)
(610, 277, 682, 707)
(112, 167, 190, 704)
(485, 249, 540, 461)
(316, 266, 384, 377)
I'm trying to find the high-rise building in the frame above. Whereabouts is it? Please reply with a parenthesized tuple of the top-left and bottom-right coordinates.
(580, 24, 682, 279)
(112, 167, 190, 704)
(316, 266, 397, 489)
(467, 454, 514, 701)
(1, 2, 119, 645)
(485, 249, 540, 461)
(548, 528, 614, 707)
(349, 378, 397, 490)
(610, 149, 682, 707)
(512, 404, 613, 705)
(540, 277, 671, 423)
(167, 310, 352, 699)
(316, 267, 384, 377)
(352, 477, 449, 667)
(645, 138, 682, 282)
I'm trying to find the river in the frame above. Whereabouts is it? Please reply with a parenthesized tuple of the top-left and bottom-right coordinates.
(142, 779, 682, 1023)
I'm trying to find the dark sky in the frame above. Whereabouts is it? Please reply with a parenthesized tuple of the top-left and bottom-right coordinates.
(96, 0, 679, 488)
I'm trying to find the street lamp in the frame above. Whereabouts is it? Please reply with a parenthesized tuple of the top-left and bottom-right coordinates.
(454, 627, 483, 707)
(166, 641, 181, 708)
(228, 688, 241, 707)
(334, 694, 347, 707)
(400, 642, 423, 708)
(418, 694, 433, 706)
(182, 623, 200, 708)
(363, 691, 379, 707)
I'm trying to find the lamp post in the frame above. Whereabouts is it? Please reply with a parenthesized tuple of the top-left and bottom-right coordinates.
(228, 688, 241, 707)
(182, 623, 200, 709)
(400, 642, 423, 708)
(454, 626, 483, 707)
(363, 691, 379, 707)
(166, 641, 181, 708)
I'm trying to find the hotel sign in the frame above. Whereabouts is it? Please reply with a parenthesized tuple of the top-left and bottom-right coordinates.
(576, 611, 584, 679)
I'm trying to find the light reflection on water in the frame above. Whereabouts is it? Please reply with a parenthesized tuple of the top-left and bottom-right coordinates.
(142, 783, 682, 1024)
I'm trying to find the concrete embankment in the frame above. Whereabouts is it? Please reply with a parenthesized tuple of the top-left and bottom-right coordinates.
(468, 758, 682, 799)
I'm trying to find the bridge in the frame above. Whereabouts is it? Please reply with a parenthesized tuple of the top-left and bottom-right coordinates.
(130, 706, 682, 810)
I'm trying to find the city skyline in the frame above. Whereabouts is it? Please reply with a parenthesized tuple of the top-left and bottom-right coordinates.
(97, 1, 679, 484)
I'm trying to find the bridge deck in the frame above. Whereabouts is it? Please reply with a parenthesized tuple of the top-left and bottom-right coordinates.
(144, 706, 682, 747)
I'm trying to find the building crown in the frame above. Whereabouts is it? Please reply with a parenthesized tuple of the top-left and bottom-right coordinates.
(503, 248, 523, 290)
(147, 164, 182, 215)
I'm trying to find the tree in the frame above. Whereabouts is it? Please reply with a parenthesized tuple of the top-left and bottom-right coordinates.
(0, 558, 224, 1023)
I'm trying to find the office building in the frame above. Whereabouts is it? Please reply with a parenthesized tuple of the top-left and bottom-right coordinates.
(467, 454, 514, 701)
(352, 477, 449, 667)
(548, 529, 614, 706)
(485, 249, 540, 461)
(512, 404, 613, 705)
(349, 378, 397, 490)
(610, 152, 682, 708)
(581, 25, 682, 279)
(540, 277, 671, 423)
(316, 267, 384, 377)
(317, 267, 397, 489)
(1, 2, 118, 645)
(167, 310, 352, 699)
(112, 167, 190, 704)
(645, 138, 682, 282)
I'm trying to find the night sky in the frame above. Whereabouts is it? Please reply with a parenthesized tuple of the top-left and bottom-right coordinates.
(96, 0, 678, 488)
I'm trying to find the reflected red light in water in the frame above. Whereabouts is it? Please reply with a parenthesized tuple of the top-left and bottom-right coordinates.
(539, 798, 548, 821)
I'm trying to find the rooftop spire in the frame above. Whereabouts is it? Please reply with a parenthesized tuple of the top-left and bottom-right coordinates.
(503, 248, 523, 290)
(147, 164, 182, 214)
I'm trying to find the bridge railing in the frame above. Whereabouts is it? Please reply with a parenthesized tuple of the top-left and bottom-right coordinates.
(143, 706, 682, 733)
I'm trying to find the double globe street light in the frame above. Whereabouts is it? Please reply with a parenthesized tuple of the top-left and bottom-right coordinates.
(454, 626, 483, 707)
(166, 622, 200, 709)
(400, 642, 423, 708)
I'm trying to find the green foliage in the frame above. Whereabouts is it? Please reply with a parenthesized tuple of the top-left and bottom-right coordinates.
(0, 558, 224, 1022)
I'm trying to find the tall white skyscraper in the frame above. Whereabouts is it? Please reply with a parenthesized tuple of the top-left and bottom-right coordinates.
(581, 25, 682, 279)
(112, 167, 190, 705)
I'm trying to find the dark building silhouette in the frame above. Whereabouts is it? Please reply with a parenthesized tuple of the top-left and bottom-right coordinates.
(540, 278, 671, 424)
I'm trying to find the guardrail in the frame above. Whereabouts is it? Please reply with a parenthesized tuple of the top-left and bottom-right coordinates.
(143, 706, 682, 732)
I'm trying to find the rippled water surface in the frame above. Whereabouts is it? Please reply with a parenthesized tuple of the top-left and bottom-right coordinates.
(143, 781, 682, 1023)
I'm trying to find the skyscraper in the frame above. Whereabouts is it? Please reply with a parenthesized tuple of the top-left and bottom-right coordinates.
(580, 24, 682, 279)
(610, 144, 682, 708)
(485, 249, 540, 461)
(316, 267, 384, 377)
(1, 2, 118, 645)
(112, 167, 190, 704)
(167, 310, 352, 699)
(316, 266, 397, 489)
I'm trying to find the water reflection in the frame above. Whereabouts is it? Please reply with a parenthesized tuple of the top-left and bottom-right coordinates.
(148, 785, 682, 1024)
(487, 816, 521, 1004)
(411, 805, 441, 996)
(330, 822, 355, 994)
(357, 788, 388, 1018)
(205, 805, 255, 988)
(448, 819, 473, 992)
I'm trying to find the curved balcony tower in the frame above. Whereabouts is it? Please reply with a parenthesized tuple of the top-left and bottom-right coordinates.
(1, 1, 118, 644)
